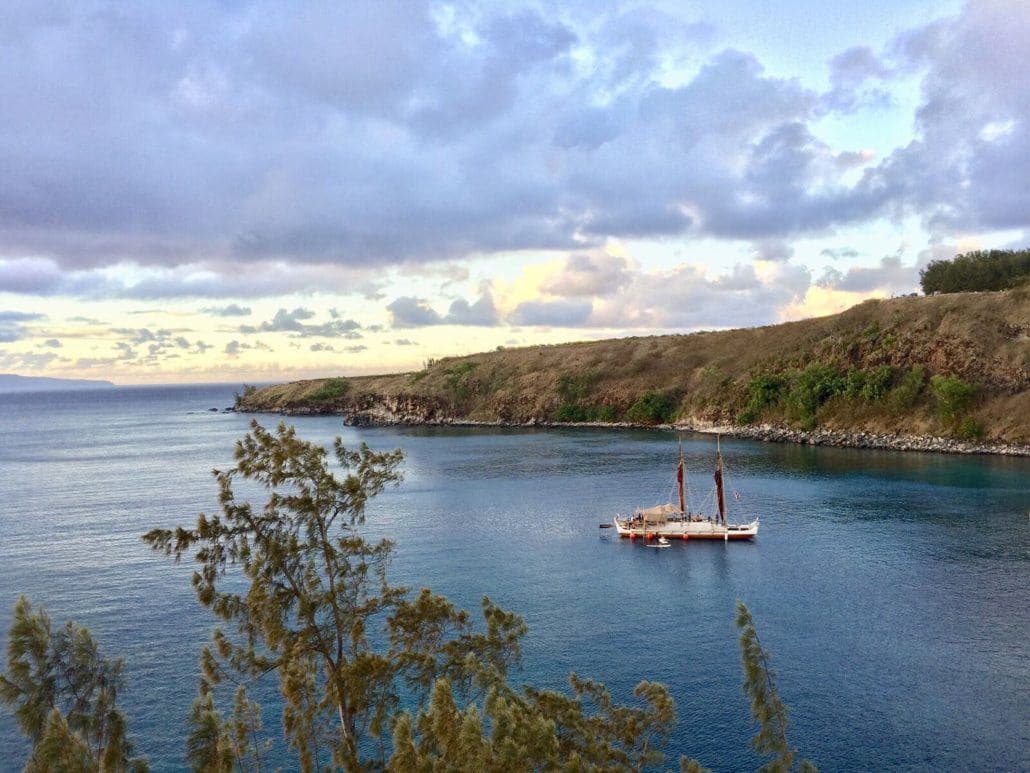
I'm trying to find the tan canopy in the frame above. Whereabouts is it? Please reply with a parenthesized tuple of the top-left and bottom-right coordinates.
(637, 503, 678, 522)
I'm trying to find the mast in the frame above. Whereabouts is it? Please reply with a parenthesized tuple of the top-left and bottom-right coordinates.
(677, 439, 686, 515)
(714, 435, 726, 525)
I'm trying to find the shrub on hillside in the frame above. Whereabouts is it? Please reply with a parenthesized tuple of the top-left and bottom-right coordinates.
(307, 377, 350, 401)
(889, 366, 926, 412)
(786, 363, 846, 427)
(737, 374, 787, 424)
(625, 391, 677, 424)
(930, 374, 977, 423)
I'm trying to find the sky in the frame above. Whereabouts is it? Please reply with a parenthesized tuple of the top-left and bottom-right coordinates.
(0, 0, 1027, 384)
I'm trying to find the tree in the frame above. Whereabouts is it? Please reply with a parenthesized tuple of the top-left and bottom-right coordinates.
(919, 248, 1030, 294)
(142, 421, 687, 770)
(736, 601, 816, 773)
(0, 597, 147, 772)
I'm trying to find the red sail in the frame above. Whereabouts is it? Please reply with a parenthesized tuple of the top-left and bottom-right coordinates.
(714, 454, 726, 524)
(677, 454, 685, 515)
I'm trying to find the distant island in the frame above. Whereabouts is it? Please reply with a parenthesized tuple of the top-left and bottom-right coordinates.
(0, 374, 116, 393)
(237, 286, 1029, 456)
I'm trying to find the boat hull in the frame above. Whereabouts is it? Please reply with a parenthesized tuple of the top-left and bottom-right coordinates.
(613, 516, 758, 540)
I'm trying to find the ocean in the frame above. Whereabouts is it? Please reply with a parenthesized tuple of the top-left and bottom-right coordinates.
(1, 384, 1027, 770)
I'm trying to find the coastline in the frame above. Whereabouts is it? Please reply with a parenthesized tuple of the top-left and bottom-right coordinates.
(236, 406, 1030, 457)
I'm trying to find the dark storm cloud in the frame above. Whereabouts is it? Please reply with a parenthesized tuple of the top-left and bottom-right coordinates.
(0, 1, 1025, 294)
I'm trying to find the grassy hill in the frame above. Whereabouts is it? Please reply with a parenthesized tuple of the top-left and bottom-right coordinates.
(239, 288, 1030, 446)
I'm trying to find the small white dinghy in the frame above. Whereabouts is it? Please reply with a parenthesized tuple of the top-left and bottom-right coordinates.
(645, 536, 671, 548)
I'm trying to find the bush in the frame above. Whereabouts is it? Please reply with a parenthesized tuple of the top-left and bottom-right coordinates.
(889, 366, 926, 412)
(307, 377, 350, 402)
(555, 403, 590, 422)
(930, 374, 977, 423)
(860, 365, 893, 401)
(737, 374, 787, 424)
(444, 362, 478, 402)
(786, 363, 845, 425)
(956, 416, 985, 440)
(920, 248, 1030, 294)
(555, 372, 597, 403)
(625, 391, 677, 425)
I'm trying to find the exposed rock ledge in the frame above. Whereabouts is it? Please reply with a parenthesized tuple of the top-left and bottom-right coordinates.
(237, 401, 1029, 457)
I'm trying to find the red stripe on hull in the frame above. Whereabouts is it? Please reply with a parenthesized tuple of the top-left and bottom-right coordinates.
(618, 532, 755, 540)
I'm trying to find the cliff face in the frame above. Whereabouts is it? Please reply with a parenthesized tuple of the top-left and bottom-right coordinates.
(239, 289, 1030, 449)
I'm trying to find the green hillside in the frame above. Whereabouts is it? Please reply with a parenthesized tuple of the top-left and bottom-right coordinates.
(239, 288, 1030, 446)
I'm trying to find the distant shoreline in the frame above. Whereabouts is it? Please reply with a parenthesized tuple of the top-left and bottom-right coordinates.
(236, 406, 1030, 457)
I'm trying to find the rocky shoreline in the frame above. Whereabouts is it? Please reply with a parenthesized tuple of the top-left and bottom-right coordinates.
(236, 404, 1029, 457)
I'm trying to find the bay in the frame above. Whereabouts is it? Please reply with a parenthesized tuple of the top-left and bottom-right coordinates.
(1, 385, 1027, 770)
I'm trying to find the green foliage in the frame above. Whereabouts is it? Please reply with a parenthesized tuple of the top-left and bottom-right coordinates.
(626, 390, 678, 425)
(232, 384, 257, 409)
(956, 416, 985, 440)
(0, 597, 147, 772)
(554, 372, 614, 423)
(444, 362, 478, 403)
(736, 601, 817, 773)
(784, 364, 846, 428)
(920, 248, 1030, 294)
(389, 673, 681, 770)
(555, 403, 591, 422)
(930, 375, 977, 423)
(738, 374, 788, 424)
(844, 365, 893, 402)
(306, 377, 350, 402)
(555, 372, 597, 403)
(888, 366, 926, 412)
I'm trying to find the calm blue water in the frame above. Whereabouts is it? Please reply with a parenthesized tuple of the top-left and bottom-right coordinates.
(1, 385, 1028, 771)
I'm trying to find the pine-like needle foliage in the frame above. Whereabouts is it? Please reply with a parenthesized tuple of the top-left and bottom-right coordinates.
(0, 596, 148, 772)
(142, 421, 694, 770)
(736, 601, 816, 773)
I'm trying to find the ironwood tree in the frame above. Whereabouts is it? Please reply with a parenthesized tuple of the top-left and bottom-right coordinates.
(0, 597, 148, 772)
(142, 420, 696, 770)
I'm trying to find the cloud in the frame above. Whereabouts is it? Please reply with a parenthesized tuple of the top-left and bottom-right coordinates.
(820, 246, 861, 261)
(865, 3, 1030, 236)
(0, 350, 60, 370)
(509, 299, 593, 327)
(0, 258, 380, 300)
(386, 298, 442, 327)
(41, 339, 62, 348)
(1, 1, 1022, 290)
(0, 311, 44, 342)
(542, 253, 632, 297)
(387, 293, 499, 327)
(202, 304, 252, 317)
(239, 307, 363, 337)
(750, 240, 795, 263)
(310, 342, 366, 354)
(817, 255, 916, 294)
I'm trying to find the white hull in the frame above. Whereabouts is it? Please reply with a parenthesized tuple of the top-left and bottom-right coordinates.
(613, 515, 759, 540)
